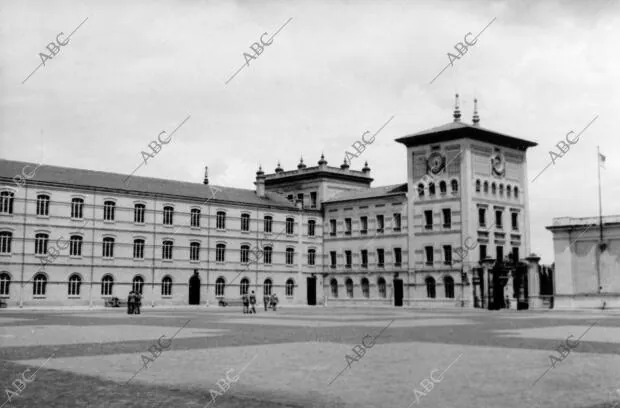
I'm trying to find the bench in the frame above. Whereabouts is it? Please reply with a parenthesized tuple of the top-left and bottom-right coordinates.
(218, 298, 245, 307)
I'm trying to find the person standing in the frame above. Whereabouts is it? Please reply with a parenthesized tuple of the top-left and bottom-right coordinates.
(271, 293, 278, 311)
(249, 291, 257, 314)
(127, 290, 135, 315)
(264, 295, 269, 311)
(134, 291, 142, 315)
(242, 293, 249, 314)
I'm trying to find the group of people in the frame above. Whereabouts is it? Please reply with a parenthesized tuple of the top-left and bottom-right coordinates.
(241, 291, 279, 314)
(127, 290, 142, 314)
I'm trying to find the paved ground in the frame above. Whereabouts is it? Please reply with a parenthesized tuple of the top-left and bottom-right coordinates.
(1, 306, 620, 407)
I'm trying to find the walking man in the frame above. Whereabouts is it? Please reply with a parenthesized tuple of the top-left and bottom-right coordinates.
(242, 293, 249, 314)
(134, 291, 142, 314)
(127, 291, 135, 315)
(249, 291, 257, 314)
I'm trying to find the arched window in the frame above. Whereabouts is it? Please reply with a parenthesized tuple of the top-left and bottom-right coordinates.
(240, 278, 249, 295)
(215, 277, 225, 297)
(308, 220, 316, 236)
(0, 231, 13, 254)
(33, 273, 47, 296)
(134, 204, 145, 224)
(285, 279, 294, 297)
(190, 242, 200, 261)
(162, 276, 172, 296)
(507, 185, 512, 198)
(216, 243, 226, 262)
(71, 198, 84, 219)
(483, 181, 489, 193)
(0, 191, 14, 214)
(102, 237, 114, 258)
(346, 278, 354, 298)
(36, 194, 50, 216)
(514, 186, 519, 199)
(133, 239, 145, 259)
(330, 279, 338, 298)
(377, 277, 386, 298)
(439, 181, 447, 194)
(190, 208, 201, 227)
(475, 180, 481, 193)
(35, 233, 49, 255)
(69, 235, 83, 257)
(101, 274, 114, 296)
(162, 240, 173, 260)
(216, 211, 226, 230)
(241, 214, 250, 231)
(263, 246, 272, 264)
(264, 278, 272, 296)
(286, 248, 294, 265)
(428, 182, 436, 196)
(425, 276, 436, 298)
(491, 183, 497, 195)
(499, 184, 504, 196)
(132, 276, 144, 294)
(68, 274, 81, 296)
(286, 217, 295, 235)
(444, 276, 455, 299)
(451, 180, 458, 193)
(361, 278, 369, 298)
(0, 272, 11, 295)
(417, 183, 425, 198)
(307, 249, 316, 265)
(240, 244, 250, 264)
(264, 216, 273, 233)
(163, 206, 174, 225)
(103, 200, 115, 221)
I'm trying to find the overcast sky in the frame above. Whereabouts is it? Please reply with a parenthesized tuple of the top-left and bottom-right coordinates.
(1, 0, 619, 263)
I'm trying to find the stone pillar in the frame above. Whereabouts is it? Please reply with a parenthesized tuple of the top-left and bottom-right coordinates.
(506, 270, 516, 310)
(526, 253, 542, 309)
(481, 258, 495, 309)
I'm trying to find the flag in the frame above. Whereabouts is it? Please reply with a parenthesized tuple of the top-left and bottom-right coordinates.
(599, 152, 606, 169)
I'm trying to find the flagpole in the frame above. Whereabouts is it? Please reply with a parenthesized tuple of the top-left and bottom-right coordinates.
(597, 146, 603, 294)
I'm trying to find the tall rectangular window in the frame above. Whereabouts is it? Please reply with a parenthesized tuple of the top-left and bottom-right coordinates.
(216, 244, 226, 262)
(496, 246, 504, 262)
(360, 216, 368, 234)
(425, 246, 434, 265)
(310, 192, 317, 208)
(495, 210, 503, 229)
(216, 211, 226, 230)
(0, 192, 14, 214)
(308, 249, 316, 265)
(0, 232, 12, 254)
(36, 195, 50, 216)
(241, 214, 250, 232)
(35, 233, 49, 254)
(376, 215, 384, 233)
(240, 245, 249, 264)
(330, 219, 336, 236)
(102, 237, 114, 258)
(330, 251, 337, 268)
(286, 248, 294, 265)
(345, 250, 352, 268)
(190, 242, 200, 261)
(71, 198, 84, 219)
(377, 249, 385, 267)
(162, 240, 173, 260)
(103, 201, 115, 221)
(443, 245, 452, 265)
(424, 210, 433, 230)
(345, 218, 352, 235)
(264, 216, 272, 233)
(394, 248, 402, 266)
(134, 204, 145, 224)
(191, 209, 201, 227)
(511, 212, 518, 230)
(308, 220, 316, 236)
(478, 208, 486, 227)
(393, 213, 401, 231)
(297, 193, 304, 206)
(69, 236, 83, 256)
(480, 244, 487, 261)
(286, 217, 294, 235)
(442, 209, 451, 228)
(133, 239, 145, 259)
(512, 247, 519, 263)
(163, 206, 174, 225)
(361, 250, 368, 267)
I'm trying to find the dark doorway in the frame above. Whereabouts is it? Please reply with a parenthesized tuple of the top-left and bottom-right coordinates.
(189, 271, 201, 305)
(307, 276, 317, 305)
(393, 279, 403, 307)
(514, 263, 529, 310)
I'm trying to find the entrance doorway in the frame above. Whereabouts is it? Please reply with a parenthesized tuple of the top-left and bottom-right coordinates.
(393, 279, 403, 307)
(189, 271, 200, 305)
(307, 276, 317, 305)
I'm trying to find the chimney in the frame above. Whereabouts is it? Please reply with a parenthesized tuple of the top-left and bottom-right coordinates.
(255, 166, 266, 198)
(203, 166, 209, 185)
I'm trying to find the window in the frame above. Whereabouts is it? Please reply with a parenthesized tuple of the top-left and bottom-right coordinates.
(191, 209, 201, 227)
(71, 198, 84, 219)
(133, 239, 145, 259)
(297, 193, 304, 206)
(162, 276, 172, 296)
(103, 237, 115, 258)
(417, 183, 425, 198)
(346, 278, 354, 298)
(377, 277, 386, 298)
(360, 216, 368, 234)
(451, 180, 458, 193)
(190, 242, 200, 261)
(286, 217, 294, 235)
(263, 278, 272, 296)
(259, 246, 270, 265)
(514, 187, 519, 199)
(264, 216, 272, 233)
(68, 274, 81, 296)
(330, 251, 337, 268)
(475, 180, 481, 193)
(33, 273, 47, 296)
(69, 235, 83, 256)
(345, 250, 352, 268)
(443, 245, 452, 265)
(330, 219, 337, 236)
(480, 244, 487, 261)
(496, 246, 504, 263)
(444, 276, 454, 298)
(35, 233, 49, 255)
(499, 184, 504, 196)
(134, 204, 145, 224)
(215, 277, 225, 297)
(240, 245, 250, 264)
(308, 220, 316, 236)
(0, 273, 10, 295)
(0, 192, 14, 214)
(361, 250, 368, 268)
(36, 195, 50, 216)
(483, 181, 489, 193)
(287, 194, 294, 202)
(442, 209, 451, 228)
(425, 277, 436, 298)
(394, 248, 402, 267)
(310, 192, 317, 208)
(393, 213, 401, 231)
(512, 247, 520, 263)
(103, 200, 115, 221)
(377, 249, 385, 267)
(479, 208, 486, 227)
(345, 218, 352, 235)
(286, 279, 295, 297)
(491, 183, 497, 195)
(216, 244, 226, 262)
(424, 210, 433, 230)
(330, 279, 338, 298)
(133, 276, 144, 294)
(429, 182, 435, 196)
(216, 211, 226, 229)
(0, 232, 12, 254)
(507, 186, 512, 198)
(308, 249, 316, 265)
(286, 248, 294, 265)
(163, 206, 174, 225)
(495, 210, 503, 229)
(512, 212, 519, 230)
(361, 278, 369, 298)
(439, 181, 447, 194)
(425, 246, 434, 265)
(240, 278, 249, 295)
(241, 214, 250, 232)
(101, 275, 114, 296)
(376, 215, 384, 233)
(162, 240, 173, 260)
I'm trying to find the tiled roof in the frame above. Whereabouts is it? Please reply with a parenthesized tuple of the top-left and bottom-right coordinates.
(324, 183, 407, 203)
(0, 159, 297, 209)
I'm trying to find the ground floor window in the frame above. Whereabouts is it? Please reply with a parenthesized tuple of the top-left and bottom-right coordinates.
(33, 273, 47, 296)
(68, 274, 81, 296)
(101, 275, 114, 296)
(426, 276, 436, 298)
(240, 278, 249, 295)
(444, 276, 454, 298)
(330, 279, 338, 298)
(132, 276, 144, 294)
(361, 278, 369, 298)
(162, 276, 172, 296)
(0, 272, 10, 295)
(285, 279, 294, 297)
(345, 278, 353, 298)
(264, 278, 272, 296)
(378, 277, 386, 298)
(215, 277, 225, 297)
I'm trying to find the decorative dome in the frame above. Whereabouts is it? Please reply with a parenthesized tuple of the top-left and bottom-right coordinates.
(318, 153, 327, 166)
(340, 157, 350, 170)
(362, 161, 371, 173)
(256, 165, 264, 176)
(275, 161, 283, 173)
(297, 156, 307, 169)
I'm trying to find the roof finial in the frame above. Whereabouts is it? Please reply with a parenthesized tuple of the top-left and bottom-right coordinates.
(453, 93, 461, 122)
(318, 153, 327, 166)
(297, 155, 307, 169)
(473, 98, 480, 126)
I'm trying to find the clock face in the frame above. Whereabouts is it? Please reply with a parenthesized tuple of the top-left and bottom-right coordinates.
(427, 152, 445, 174)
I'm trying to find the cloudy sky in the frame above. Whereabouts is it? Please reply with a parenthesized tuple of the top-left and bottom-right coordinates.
(1, 0, 618, 263)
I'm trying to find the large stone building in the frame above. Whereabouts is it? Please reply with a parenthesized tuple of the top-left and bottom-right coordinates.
(0, 97, 545, 309)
